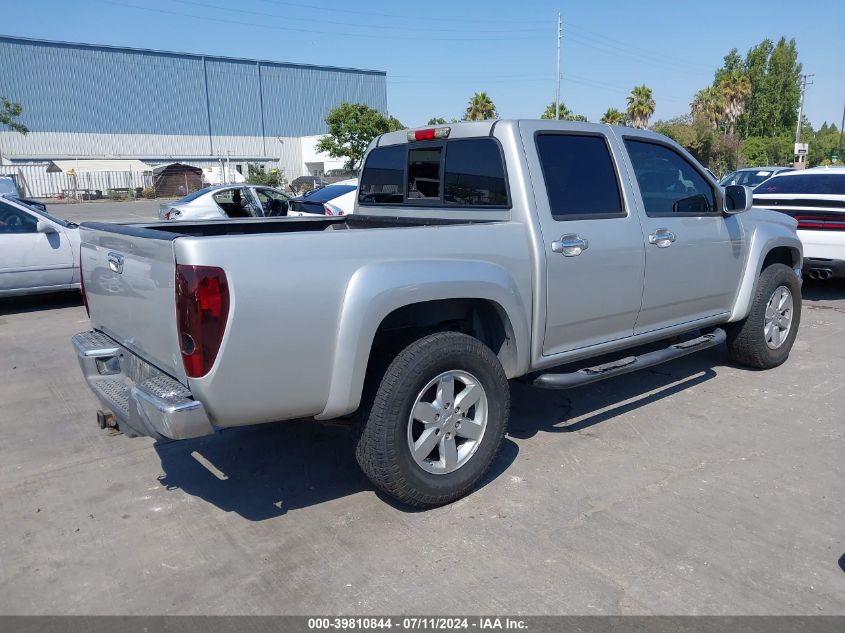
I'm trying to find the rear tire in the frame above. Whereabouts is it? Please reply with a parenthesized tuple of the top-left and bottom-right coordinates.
(355, 332, 510, 508)
(726, 263, 801, 369)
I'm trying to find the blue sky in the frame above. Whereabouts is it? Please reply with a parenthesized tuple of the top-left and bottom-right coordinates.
(4, 0, 844, 129)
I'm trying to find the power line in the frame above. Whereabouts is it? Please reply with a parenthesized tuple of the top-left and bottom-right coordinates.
(95, 0, 548, 41)
(172, 0, 549, 34)
(561, 29, 712, 76)
(563, 20, 714, 72)
(252, 0, 549, 25)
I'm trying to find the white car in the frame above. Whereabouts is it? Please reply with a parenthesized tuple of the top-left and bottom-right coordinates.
(0, 196, 80, 297)
(753, 166, 845, 280)
(159, 185, 291, 221)
(287, 179, 358, 217)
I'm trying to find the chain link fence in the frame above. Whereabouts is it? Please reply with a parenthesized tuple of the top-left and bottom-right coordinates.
(7, 164, 156, 200)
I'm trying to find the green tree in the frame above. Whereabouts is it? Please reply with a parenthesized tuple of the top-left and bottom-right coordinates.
(316, 103, 404, 170)
(246, 163, 281, 187)
(1, 97, 28, 134)
(463, 92, 497, 121)
(651, 115, 739, 176)
(626, 85, 655, 129)
(600, 108, 626, 125)
(540, 101, 588, 121)
(738, 38, 801, 138)
(740, 137, 769, 166)
(427, 117, 447, 125)
(690, 86, 725, 130)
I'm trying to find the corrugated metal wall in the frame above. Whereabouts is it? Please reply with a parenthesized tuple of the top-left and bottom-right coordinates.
(0, 36, 388, 159)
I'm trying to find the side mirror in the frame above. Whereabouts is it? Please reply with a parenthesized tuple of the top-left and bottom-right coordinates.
(36, 219, 58, 234)
(724, 185, 753, 214)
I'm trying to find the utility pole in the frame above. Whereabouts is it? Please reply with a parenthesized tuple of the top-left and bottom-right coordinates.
(555, 12, 562, 120)
(795, 73, 814, 144)
(838, 101, 844, 162)
(793, 73, 813, 169)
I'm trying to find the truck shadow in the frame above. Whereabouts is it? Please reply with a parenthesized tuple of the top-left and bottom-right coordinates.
(154, 419, 519, 520)
(0, 291, 83, 316)
(801, 278, 845, 303)
(154, 348, 723, 521)
(507, 347, 720, 439)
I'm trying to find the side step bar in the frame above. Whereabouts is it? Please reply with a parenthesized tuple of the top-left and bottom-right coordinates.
(533, 328, 726, 390)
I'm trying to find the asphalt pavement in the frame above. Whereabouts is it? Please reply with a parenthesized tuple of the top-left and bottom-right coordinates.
(0, 206, 843, 614)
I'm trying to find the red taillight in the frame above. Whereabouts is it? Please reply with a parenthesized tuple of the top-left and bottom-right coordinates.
(80, 252, 89, 317)
(794, 214, 845, 230)
(407, 127, 450, 142)
(175, 264, 229, 378)
(324, 202, 344, 216)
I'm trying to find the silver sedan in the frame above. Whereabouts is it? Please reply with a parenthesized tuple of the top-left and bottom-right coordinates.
(159, 185, 291, 221)
(0, 195, 81, 297)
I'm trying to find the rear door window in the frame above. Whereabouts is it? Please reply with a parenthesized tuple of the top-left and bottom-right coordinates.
(536, 133, 624, 220)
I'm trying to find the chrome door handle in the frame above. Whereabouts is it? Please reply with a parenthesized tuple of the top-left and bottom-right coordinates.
(551, 234, 589, 257)
(648, 229, 676, 248)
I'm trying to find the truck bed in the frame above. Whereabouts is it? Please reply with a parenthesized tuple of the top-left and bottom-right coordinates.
(78, 214, 530, 429)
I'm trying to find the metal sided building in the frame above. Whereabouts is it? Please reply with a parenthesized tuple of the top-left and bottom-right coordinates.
(0, 35, 387, 177)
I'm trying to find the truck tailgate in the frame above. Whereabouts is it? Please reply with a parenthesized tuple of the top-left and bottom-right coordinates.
(80, 225, 186, 384)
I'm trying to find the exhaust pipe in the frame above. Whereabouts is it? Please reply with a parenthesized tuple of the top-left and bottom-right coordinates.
(808, 269, 833, 280)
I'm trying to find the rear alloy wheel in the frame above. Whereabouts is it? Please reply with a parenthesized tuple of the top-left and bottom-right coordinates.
(356, 332, 509, 508)
(407, 369, 489, 475)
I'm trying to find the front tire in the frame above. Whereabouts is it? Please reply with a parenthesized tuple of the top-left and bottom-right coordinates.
(355, 332, 510, 508)
(726, 263, 801, 369)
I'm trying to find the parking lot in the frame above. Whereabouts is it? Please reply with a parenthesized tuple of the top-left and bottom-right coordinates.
(0, 202, 843, 616)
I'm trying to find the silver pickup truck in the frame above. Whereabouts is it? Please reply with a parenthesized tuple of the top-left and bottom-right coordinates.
(72, 120, 803, 507)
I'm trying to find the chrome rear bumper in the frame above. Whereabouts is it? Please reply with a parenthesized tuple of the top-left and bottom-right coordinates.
(72, 330, 215, 440)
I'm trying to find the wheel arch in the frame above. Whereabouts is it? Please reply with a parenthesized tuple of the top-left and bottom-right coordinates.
(314, 260, 531, 420)
(730, 232, 803, 322)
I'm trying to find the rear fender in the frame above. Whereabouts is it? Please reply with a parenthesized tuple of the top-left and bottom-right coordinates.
(315, 260, 530, 420)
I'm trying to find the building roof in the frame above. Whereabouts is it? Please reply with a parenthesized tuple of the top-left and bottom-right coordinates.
(47, 159, 153, 173)
(0, 34, 386, 76)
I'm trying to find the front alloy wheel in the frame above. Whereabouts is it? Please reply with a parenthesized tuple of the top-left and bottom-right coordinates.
(764, 285, 794, 349)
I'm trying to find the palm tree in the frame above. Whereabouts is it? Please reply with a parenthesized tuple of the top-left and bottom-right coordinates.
(600, 107, 626, 125)
(463, 92, 498, 121)
(718, 71, 751, 136)
(540, 101, 587, 121)
(626, 85, 656, 129)
(690, 86, 725, 131)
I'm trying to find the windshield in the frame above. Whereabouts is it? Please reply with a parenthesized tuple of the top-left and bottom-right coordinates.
(0, 177, 19, 195)
(754, 173, 845, 196)
(21, 200, 73, 227)
(722, 170, 777, 188)
(3, 196, 73, 227)
(298, 184, 356, 203)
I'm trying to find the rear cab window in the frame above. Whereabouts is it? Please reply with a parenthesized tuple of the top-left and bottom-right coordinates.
(359, 137, 509, 209)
